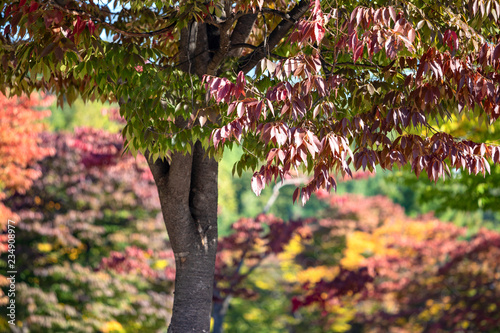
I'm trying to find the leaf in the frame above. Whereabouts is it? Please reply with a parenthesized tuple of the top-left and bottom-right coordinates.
(388, 7, 397, 23)
(292, 187, 300, 204)
(350, 7, 359, 25)
(267, 59, 277, 74)
(227, 102, 236, 115)
(266, 148, 278, 163)
(313, 104, 321, 118)
(40, 42, 56, 58)
(237, 102, 245, 117)
(54, 47, 64, 61)
(314, 22, 325, 43)
(408, 28, 416, 43)
(251, 173, 264, 196)
(199, 115, 207, 127)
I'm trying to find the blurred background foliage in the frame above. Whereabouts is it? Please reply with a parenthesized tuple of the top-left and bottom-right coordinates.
(1, 95, 499, 332)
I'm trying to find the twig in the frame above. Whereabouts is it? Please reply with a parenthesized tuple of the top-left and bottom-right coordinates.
(263, 177, 310, 213)
(48, 0, 178, 38)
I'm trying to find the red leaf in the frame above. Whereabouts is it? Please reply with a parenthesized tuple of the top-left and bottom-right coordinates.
(493, 44, 500, 63)
(313, 104, 321, 118)
(28, 1, 39, 12)
(493, 147, 500, 163)
(266, 148, 278, 163)
(353, 42, 364, 62)
(217, 81, 231, 102)
(211, 77, 222, 92)
(350, 7, 359, 25)
(227, 102, 236, 115)
(292, 188, 300, 204)
(356, 7, 364, 27)
(212, 129, 221, 148)
(88, 20, 96, 35)
(314, 22, 325, 43)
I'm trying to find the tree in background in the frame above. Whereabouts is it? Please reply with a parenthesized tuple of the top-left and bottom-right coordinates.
(288, 192, 500, 333)
(212, 213, 309, 333)
(3, 0, 500, 330)
(0, 93, 54, 194)
(2, 130, 175, 331)
(0, 93, 53, 308)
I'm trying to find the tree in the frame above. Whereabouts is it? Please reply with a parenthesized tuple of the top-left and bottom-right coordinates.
(4, 130, 175, 332)
(2, 0, 500, 331)
(0, 93, 54, 194)
(286, 191, 500, 332)
(0, 92, 53, 309)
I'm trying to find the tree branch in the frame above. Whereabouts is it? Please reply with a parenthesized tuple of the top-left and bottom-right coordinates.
(231, 43, 286, 60)
(48, 0, 178, 38)
(263, 177, 310, 213)
(237, 0, 310, 74)
(231, 43, 259, 50)
(260, 7, 296, 22)
(227, 13, 258, 57)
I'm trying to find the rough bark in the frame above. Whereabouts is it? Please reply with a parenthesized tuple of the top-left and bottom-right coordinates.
(147, 142, 218, 332)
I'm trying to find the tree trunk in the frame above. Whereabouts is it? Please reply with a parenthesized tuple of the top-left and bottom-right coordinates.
(147, 141, 218, 332)
(144, 4, 308, 330)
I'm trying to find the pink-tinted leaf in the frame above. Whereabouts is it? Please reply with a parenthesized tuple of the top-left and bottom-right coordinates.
(227, 102, 236, 115)
(266, 99, 275, 116)
(388, 7, 397, 23)
(408, 28, 416, 42)
(313, 104, 321, 118)
(199, 115, 207, 127)
(251, 173, 264, 196)
(356, 7, 364, 27)
(350, 7, 359, 25)
(314, 22, 325, 43)
(267, 148, 278, 163)
(237, 102, 245, 117)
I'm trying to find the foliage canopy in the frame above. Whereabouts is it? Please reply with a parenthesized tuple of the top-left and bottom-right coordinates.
(2, 0, 500, 203)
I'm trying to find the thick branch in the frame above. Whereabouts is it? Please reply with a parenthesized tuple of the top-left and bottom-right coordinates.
(227, 13, 258, 57)
(231, 43, 287, 60)
(147, 151, 198, 253)
(237, 0, 310, 74)
(231, 43, 258, 50)
(260, 7, 296, 22)
(207, 18, 235, 75)
(178, 22, 210, 76)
